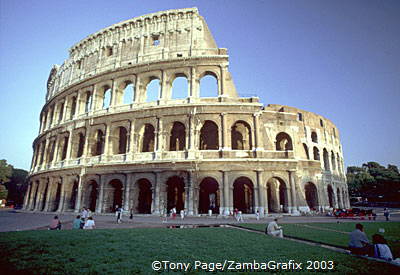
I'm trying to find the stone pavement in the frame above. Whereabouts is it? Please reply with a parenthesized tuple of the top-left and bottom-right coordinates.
(1, 207, 399, 232)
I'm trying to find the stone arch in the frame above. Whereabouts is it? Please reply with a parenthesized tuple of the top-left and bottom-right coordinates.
(134, 178, 152, 214)
(103, 179, 124, 213)
(304, 182, 318, 210)
(337, 187, 342, 208)
(52, 182, 62, 212)
(123, 81, 135, 104)
(83, 180, 98, 212)
(200, 120, 219, 150)
(313, 147, 320, 160)
(198, 177, 219, 214)
(92, 129, 105, 156)
(331, 151, 336, 170)
(141, 123, 155, 152)
(275, 132, 293, 151)
(303, 143, 310, 159)
(102, 86, 112, 109)
(70, 96, 77, 119)
(169, 121, 186, 151)
(60, 134, 69, 161)
(171, 74, 189, 99)
(231, 121, 252, 150)
(69, 180, 79, 210)
(311, 131, 318, 143)
(199, 71, 218, 97)
(166, 176, 185, 212)
(323, 148, 330, 171)
(233, 177, 254, 214)
(146, 78, 160, 102)
(337, 153, 341, 173)
(112, 126, 128, 154)
(327, 184, 334, 208)
(266, 177, 289, 213)
(85, 91, 92, 112)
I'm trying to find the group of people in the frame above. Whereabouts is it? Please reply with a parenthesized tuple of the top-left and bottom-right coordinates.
(349, 223, 393, 261)
(72, 207, 96, 229)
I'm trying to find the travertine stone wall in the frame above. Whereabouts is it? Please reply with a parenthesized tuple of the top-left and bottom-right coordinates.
(26, 8, 349, 216)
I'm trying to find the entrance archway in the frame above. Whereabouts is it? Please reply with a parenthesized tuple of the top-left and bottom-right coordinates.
(198, 177, 219, 214)
(267, 177, 289, 213)
(136, 179, 152, 214)
(83, 180, 98, 212)
(327, 185, 334, 208)
(166, 176, 185, 212)
(233, 177, 254, 213)
(305, 182, 318, 210)
(70, 181, 78, 210)
(107, 179, 123, 212)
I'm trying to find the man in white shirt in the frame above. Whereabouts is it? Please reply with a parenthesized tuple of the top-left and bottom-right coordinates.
(83, 217, 95, 229)
(266, 218, 283, 238)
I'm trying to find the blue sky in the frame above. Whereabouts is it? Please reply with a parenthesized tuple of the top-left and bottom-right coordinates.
(0, 0, 399, 170)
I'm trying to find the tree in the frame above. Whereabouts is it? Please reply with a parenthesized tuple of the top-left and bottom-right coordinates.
(5, 168, 29, 204)
(0, 159, 13, 184)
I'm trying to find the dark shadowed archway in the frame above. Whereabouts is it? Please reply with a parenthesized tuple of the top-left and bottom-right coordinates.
(233, 177, 254, 213)
(198, 177, 219, 214)
(305, 182, 318, 210)
(136, 179, 152, 214)
(166, 176, 185, 212)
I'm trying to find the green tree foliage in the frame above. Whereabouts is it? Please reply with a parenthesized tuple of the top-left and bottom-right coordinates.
(347, 162, 400, 202)
(5, 168, 29, 204)
(0, 159, 13, 184)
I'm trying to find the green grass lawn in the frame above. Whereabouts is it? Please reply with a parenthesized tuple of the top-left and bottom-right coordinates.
(240, 222, 400, 258)
(1, 227, 400, 274)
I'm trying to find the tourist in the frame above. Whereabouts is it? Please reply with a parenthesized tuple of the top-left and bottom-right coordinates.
(80, 217, 85, 229)
(180, 209, 185, 220)
(81, 207, 88, 220)
(383, 208, 390, 221)
(130, 208, 134, 220)
(83, 217, 95, 229)
(348, 224, 371, 255)
(87, 208, 92, 218)
(266, 218, 283, 238)
(72, 215, 82, 229)
(49, 215, 62, 230)
(115, 205, 122, 223)
(372, 234, 393, 261)
(171, 207, 177, 219)
(256, 210, 260, 221)
(236, 211, 244, 222)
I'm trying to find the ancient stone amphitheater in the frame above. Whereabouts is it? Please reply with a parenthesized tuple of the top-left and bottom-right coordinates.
(24, 8, 349, 216)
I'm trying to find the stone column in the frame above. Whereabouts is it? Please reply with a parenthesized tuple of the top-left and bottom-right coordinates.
(221, 113, 229, 151)
(56, 176, 66, 212)
(23, 183, 32, 210)
(28, 182, 38, 210)
(65, 131, 73, 162)
(96, 175, 105, 213)
(123, 174, 130, 211)
(152, 172, 161, 214)
(126, 173, 136, 211)
(189, 67, 199, 99)
(74, 175, 83, 212)
(288, 170, 299, 214)
(34, 179, 46, 211)
(222, 171, 230, 215)
(43, 178, 55, 212)
(187, 171, 194, 215)
(253, 112, 263, 155)
(104, 123, 111, 159)
(255, 170, 265, 216)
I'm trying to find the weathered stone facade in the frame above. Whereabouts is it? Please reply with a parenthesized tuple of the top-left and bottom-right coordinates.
(24, 8, 349, 216)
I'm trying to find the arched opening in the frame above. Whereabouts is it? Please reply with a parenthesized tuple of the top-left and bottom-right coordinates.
(198, 177, 219, 214)
(169, 122, 186, 151)
(85, 91, 92, 113)
(331, 151, 336, 170)
(93, 129, 105, 156)
(136, 179, 152, 214)
(327, 185, 334, 208)
(146, 78, 160, 102)
(171, 75, 188, 99)
(233, 177, 254, 214)
(141, 124, 155, 152)
(199, 73, 218, 97)
(231, 121, 252, 150)
(123, 83, 135, 104)
(70, 180, 78, 210)
(58, 103, 64, 123)
(200, 120, 219, 150)
(103, 87, 112, 109)
(105, 179, 123, 213)
(77, 133, 85, 158)
(53, 182, 62, 211)
(267, 177, 288, 213)
(61, 135, 69, 160)
(48, 139, 56, 163)
(303, 143, 310, 159)
(305, 182, 318, 210)
(83, 180, 98, 212)
(313, 147, 320, 160)
(70, 96, 77, 119)
(275, 132, 293, 151)
(41, 182, 49, 211)
(323, 148, 330, 171)
(311, 131, 318, 143)
(337, 188, 342, 208)
(166, 176, 185, 212)
(117, 127, 128, 154)
(337, 153, 341, 173)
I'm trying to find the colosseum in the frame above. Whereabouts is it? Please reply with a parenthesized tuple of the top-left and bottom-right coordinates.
(24, 8, 349, 216)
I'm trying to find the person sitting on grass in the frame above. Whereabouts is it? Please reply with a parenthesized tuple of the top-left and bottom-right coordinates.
(83, 217, 95, 229)
(49, 215, 62, 230)
(348, 223, 371, 256)
(372, 234, 393, 261)
(266, 218, 283, 238)
(72, 215, 82, 229)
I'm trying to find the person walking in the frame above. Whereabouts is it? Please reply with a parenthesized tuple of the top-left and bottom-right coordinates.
(383, 208, 390, 221)
(115, 205, 122, 223)
(256, 210, 260, 221)
(81, 207, 88, 221)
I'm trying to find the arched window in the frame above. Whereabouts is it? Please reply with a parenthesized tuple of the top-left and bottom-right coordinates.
(305, 182, 319, 210)
(58, 103, 64, 123)
(275, 132, 293, 151)
(233, 177, 254, 214)
(331, 151, 336, 170)
(118, 127, 128, 154)
(93, 130, 104, 156)
(200, 120, 219, 150)
(303, 143, 310, 159)
(123, 83, 135, 104)
(311, 131, 318, 143)
(141, 124, 155, 152)
(313, 147, 320, 160)
(103, 87, 112, 109)
(70, 96, 77, 119)
(323, 148, 330, 171)
(77, 133, 85, 158)
(327, 185, 334, 208)
(171, 75, 188, 99)
(200, 73, 218, 97)
(231, 121, 251, 150)
(170, 122, 186, 151)
(146, 78, 160, 102)
(85, 91, 92, 113)
(61, 136, 69, 160)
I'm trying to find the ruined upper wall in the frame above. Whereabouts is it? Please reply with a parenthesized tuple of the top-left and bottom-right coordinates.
(45, 8, 227, 102)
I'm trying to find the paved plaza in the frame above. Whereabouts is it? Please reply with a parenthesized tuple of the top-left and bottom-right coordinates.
(1, 208, 399, 232)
